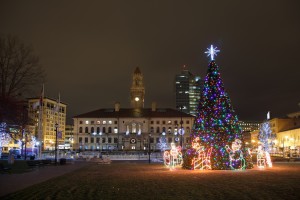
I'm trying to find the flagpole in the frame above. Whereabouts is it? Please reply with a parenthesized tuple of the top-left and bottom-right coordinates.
(55, 93, 60, 165)
(38, 84, 44, 160)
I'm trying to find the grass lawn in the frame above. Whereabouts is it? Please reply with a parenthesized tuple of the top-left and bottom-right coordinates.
(0, 160, 32, 174)
(2, 162, 300, 200)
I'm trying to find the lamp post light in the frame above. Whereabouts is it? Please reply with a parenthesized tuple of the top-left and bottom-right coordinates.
(36, 141, 40, 159)
(290, 138, 294, 158)
(251, 139, 256, 149)
(177, 105, 184, 148)
(283, 136, 288, 158)
(93, 132, 96, 151)
(274, 140, 278, 154)
(54, 123, 58, 165)
(179, 127, 185, 149)
(70, 139, 74, 151)
(100, 132, 102, 151)
(148, 133, 151, 164)
(24, 132, 27, 160)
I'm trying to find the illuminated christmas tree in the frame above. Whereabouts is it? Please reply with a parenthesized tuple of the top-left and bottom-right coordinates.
(257, 120, 274, 168)
(0, 122, 10, 158)
(258, 121, 274, 152)
(183, 45, 252, 170)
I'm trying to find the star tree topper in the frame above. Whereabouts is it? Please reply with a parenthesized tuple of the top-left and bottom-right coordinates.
(205, 45, 220, 61)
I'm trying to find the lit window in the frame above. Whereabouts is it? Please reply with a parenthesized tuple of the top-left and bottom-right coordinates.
(96, 121, 101, 124)
(108, 121, 112, 124)
(103, 121, 106, 124)
(114, 128, 118, 133)
(168, 121, 172, 124)
(85, 121, 89, 124)
(138, 124, 141, 134)
(132, 123, 136, 133)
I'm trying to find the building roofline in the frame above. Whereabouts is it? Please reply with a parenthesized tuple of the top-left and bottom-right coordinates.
(73, 108, 195, 119)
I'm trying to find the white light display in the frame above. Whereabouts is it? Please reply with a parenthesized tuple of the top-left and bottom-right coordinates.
(257, 121, 273, 168)
(0, 123, 10, 158)
(163, 143, 183, 169)
(257, 145, 272, 168)
(192, 137, 212, 170)
(205, 45, 220, 61)
(159, 137, 168, 151)
(31, 136, 37, 153)
(225, 139, 246, 170)
(258, 122, 272, 152)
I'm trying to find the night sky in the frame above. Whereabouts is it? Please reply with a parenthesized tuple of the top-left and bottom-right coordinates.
(1, 1, 299, 124)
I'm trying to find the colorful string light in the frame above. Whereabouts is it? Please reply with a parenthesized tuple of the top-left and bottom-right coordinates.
(163, 143, 183, 169)
(182, 48, 253, 170)
(257, 145, 272, 168)
(257, 122, 273, 168)
(225, 139, 246, 170)
(191, 137, 212, 170)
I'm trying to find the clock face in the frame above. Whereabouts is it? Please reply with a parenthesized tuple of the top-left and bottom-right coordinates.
(135, 97, 140, 102)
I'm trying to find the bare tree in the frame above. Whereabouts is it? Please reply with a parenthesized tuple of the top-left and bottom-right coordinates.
(0, 35, 45, 100)
(0, 35, 45, 123)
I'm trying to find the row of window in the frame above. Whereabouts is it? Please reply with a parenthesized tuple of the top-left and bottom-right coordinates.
(80, 120, 117, 125)
(79, 127, 118, 134)
(150, 127, 190, 134)
(80, 120, 190, 125)
(150, 120, 190, 125)
(79, 137, 118, 144)
(78, 137, 190, 144)
(78, 126, 190, 134)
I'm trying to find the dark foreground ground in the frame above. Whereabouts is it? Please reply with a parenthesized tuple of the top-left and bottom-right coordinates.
(1, 162, 300, 200)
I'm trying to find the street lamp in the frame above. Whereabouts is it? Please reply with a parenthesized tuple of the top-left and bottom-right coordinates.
(36, 141, 40, 159)
(24, 132, 28, 160)
(251, 139, 256, 149)
(274, 140, 278, 154)
(70, 139, 74, 151)
(100, 132, 102, 151)
(93, 132, 96, 151)
(148, 133, 151, 164)
(179, 127, 185, 149)
(177, 105, 184, 148)
(54, 123, 58, 165)
(283, 136, 288, 158)
(290, 138, 294, 158)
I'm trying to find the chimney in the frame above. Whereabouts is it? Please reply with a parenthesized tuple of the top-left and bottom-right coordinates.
(114, 102, 120, 112)
(151, 102, 157, 112)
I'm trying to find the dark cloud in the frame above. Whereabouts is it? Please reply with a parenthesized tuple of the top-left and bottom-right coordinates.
(1, 0, 299, 123)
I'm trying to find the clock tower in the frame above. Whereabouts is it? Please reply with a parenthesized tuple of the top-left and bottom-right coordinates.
(130, 67, 145, 109)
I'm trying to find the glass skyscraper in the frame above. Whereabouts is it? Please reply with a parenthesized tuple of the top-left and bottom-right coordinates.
(175, 66, 202, 116)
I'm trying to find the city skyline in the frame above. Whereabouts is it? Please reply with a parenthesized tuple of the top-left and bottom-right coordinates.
(1, 1, 299, 123)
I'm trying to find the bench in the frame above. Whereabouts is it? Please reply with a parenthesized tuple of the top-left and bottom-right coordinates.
(42, 159, 52, 165)
(0, 163, 12, 174)
(89, 157, 111, 164)
(27, 160, 41, 168)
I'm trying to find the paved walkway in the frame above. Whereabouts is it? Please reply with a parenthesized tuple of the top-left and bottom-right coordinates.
(0, 161, 89, 197)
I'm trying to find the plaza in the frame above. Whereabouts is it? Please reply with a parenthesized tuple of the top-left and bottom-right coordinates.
(1, 161, 299, 199)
